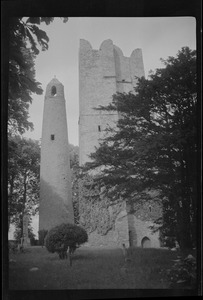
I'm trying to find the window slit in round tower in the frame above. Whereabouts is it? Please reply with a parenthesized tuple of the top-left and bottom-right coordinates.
(51, 86, 57, 96)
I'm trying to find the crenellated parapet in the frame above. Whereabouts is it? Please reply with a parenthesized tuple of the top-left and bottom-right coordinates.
(79, 39, 145, 90)
(79, 39, 145, 166)
(79, 39, 145, 111)
(130, 48, 145, 87)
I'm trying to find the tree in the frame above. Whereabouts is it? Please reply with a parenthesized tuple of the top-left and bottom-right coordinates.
(69, 144, 79, 169)
(69, 144, 80, 224)
(14, 220, 36, 245)
(8, 17, 68, 135)
(8, 136, 40, 233)
(85, 47, 197, 250)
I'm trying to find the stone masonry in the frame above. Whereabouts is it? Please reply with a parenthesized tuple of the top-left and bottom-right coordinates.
(39, 78, 74, 232)
(79, 39, 145, 165)
(78, 40, 161, 248)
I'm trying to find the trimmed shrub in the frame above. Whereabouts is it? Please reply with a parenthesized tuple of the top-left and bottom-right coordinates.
(45, 223, 88, 259)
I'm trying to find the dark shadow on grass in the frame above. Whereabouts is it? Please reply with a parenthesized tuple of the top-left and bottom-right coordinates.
(71, 254, 96, 262)
(46, 247, 121, 262)
(46, 253, 97, 262)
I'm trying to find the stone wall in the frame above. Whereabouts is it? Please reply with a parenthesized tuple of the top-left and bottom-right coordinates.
(39, 78, 74, 232)
(86, 203, 129, 248)
(127, 198, 162, 248)
(79, 40, 161, 248)
(79, 39, 145, 166)
(128, 215, 160, 248)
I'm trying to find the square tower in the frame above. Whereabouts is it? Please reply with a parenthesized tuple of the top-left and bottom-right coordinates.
(79, 39, 145, 165)
(79, 40, 147, 248)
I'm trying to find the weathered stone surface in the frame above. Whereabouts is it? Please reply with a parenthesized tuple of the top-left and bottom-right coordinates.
(128, 215, 160, 248)
(39, 78, 74, 232)
(79, 39, 145, 166)
(79, 40, 160, 248)
(115, 205, 129, 247)
(86, 202, 129, 248)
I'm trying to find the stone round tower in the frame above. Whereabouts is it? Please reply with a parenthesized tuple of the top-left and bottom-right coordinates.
(39, 77, 74, 232)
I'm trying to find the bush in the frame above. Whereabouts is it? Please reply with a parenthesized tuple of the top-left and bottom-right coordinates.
(167, 254, 196, 289)
(9, 240, 18, 253)
(45, 223, 88, 259)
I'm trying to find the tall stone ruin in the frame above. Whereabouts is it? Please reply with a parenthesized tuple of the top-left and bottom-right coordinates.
(79, 39, 161, 248)
(79, 39, 145, 165)
(39, 78, 74, 232)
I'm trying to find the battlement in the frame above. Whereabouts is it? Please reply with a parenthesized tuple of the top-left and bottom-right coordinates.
(79, 39, 145, 165)
(80, 39, 144, 63)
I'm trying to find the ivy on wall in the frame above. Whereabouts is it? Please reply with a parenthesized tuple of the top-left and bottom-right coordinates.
(72, 166, 162, 236)
(77, 173, 123, 235)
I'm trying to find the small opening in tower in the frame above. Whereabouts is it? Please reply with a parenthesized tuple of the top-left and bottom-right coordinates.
(98, 125, 101, 132)
(51, 134, 55, 140)
(51, 86, 57, 96)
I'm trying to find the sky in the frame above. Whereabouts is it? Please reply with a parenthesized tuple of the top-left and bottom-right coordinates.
(9, 17, 196, 239)
(23, 17, 196, 147)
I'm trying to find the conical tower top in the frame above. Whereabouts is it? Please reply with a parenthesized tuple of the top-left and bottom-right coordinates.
(45, 77, 65, 99)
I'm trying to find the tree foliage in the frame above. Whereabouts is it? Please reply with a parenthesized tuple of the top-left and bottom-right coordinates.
(70, 149, 124, 234)
(167, 254, 196, 289)
(85, 47, 197, 249)
(8, 17, 68, 135)
(8, 136, 40, 232)
(14, 221, 36, 245)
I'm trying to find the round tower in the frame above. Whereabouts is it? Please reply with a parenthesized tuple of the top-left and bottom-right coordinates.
(39, 77, 74, 232)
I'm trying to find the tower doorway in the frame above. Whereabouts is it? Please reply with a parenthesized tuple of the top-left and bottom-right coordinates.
(141, 236, 151, 248)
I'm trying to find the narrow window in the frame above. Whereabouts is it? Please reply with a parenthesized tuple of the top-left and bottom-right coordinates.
(51, 86, 57, 96)
(51, 134, 55, 140)
(98, 125, 101, 132)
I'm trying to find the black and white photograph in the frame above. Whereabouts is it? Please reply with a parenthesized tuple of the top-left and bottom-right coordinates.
(2, 0, 202, 299)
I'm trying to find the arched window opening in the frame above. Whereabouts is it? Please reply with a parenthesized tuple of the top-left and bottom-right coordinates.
(51, 86, 57, 96)
(141, 236, 151, 248)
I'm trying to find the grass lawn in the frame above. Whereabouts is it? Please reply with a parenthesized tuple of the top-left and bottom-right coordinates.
(8, 246, 193, 290)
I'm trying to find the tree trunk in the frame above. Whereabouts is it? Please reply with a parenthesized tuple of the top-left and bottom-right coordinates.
(21, 172, 27, 237)
(177, 151, 193, 250)
(179, 199, 192, 250)
(8, 174, 14, 231)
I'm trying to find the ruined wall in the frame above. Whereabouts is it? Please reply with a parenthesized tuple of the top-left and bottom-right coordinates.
(114, 45, 145, 93)
(79, 39, 145, 166)
(79, 40, 161, 248)
(85, 204, 129, 248)
(127, 199, 162, 248)
(39, 78, 74, 231)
